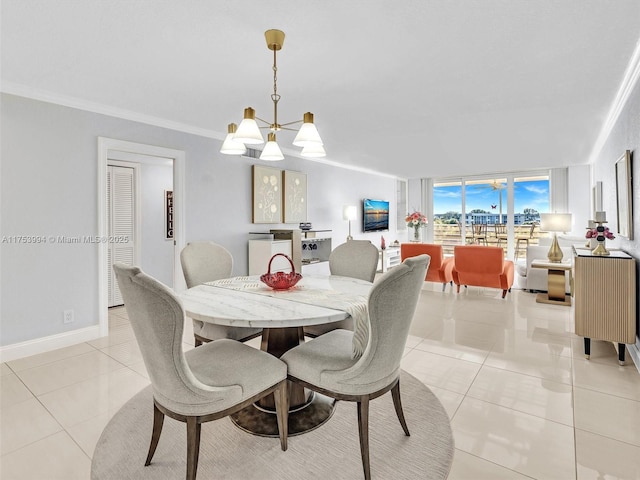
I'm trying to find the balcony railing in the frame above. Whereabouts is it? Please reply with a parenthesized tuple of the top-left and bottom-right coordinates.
(432, 223, 545, 258)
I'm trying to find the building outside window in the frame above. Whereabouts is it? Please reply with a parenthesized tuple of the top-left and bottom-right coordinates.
(431, 172, 550, 257)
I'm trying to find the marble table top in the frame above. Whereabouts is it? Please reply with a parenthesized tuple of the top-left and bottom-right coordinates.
(179, 274, 373, 328)
(531, 259, 572, 270)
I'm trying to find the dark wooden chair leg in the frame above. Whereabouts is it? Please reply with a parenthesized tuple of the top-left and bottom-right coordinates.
(273, 380, 289, 451)
(145, 403, 165, 466)
(441, 283, 446, 292)
(502, 289, 507, 298)
(391, 381, 410, 436)
(186, 417, 201, 480)
(357, 397, 371, 480)
(194, 337, 202, 347)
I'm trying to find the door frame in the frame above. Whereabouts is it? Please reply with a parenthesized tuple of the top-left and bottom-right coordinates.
(98, 137, 186, 337)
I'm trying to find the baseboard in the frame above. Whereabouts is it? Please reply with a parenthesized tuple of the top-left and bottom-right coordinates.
(0, 326, 102, 363)
(627, 342, 640, 375)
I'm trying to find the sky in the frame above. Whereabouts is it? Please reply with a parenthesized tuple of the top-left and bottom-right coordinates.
(433, 180, 549, 215)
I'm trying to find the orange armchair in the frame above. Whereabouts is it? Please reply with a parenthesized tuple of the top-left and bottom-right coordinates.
(452, 245, 514, 298)
(401, 243, 454, 291)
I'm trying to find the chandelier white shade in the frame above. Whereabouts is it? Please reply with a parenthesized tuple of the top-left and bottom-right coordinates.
(300, 143, 327, 158)
(220, 123, 247, 155)
(233, 108, 264, 145)
(292, 112, 323, 147)
(220, 30, 325, 160)
(260, 133, 284, 161)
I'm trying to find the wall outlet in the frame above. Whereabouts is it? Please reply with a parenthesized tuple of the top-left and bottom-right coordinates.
(63, 309, 74, 324)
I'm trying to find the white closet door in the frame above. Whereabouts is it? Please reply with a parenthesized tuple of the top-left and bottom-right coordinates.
(108, 165, 136, 307)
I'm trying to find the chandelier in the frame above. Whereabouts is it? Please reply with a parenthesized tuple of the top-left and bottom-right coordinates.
(220, 29, 325, 160)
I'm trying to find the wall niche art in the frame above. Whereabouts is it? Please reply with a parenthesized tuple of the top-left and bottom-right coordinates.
(283, 170, 308, 223)
(252, 165, 283, 223)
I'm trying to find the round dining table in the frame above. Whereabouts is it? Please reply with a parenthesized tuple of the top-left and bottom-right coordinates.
(179, 274, 372, 437)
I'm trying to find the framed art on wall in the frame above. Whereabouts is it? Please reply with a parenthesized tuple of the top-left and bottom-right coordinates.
(252, 165, 283, 223)
(283, 170, 307, 223)
(615, 150, 633, 239)
(165, 190, 174, 239)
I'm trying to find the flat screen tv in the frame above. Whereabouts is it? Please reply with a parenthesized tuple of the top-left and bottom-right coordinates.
(363, 199, 390, 232)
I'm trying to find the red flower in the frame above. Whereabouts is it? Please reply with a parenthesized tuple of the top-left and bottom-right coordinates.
(586, 227, 615, 240)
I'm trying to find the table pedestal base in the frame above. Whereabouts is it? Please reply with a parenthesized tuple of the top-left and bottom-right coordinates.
(535, 268, 571, 306)
(230, 326, 337, 437)
(535, 292, 572, 306)
(230, 391, 336, 437)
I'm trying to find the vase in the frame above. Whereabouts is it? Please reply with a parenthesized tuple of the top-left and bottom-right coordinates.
(411, 227, 422, 243)
(592, 225, 610, 256)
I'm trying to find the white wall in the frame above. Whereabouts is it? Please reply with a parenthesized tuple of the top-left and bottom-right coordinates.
(567, 164, 591, 237)
(0, 93, 397, 347)
(140, 162, 174, 287)
(591, 75, 640, 356)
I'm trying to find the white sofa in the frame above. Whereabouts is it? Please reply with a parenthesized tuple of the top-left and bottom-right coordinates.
(516, 236, 582, 293)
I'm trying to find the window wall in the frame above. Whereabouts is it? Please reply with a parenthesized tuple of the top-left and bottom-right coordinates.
(431, 172, 550, 258)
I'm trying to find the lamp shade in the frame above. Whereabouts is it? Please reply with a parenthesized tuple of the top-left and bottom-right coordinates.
(234, 107, 264, 145)
(259, 133, 284, 161)
(292, 112, 323, 147)
(220, 123, 246, 155)
(343, 205, 357, 221)
(300, 143, 326, 158)
(540, 213, 572, 232)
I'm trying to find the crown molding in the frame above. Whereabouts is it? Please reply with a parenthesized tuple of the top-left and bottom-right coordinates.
(1, 82, 402, 180)
(1, 81, 226, 141)
(588, 39, 640, 164)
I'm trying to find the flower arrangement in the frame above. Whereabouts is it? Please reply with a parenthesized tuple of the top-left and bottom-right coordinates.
(585, 227, 615, 240)
(406, 211, 428, 241)
(406, 211, 428, 229)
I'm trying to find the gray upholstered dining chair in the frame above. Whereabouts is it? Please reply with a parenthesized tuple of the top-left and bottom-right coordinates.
(181, 241, 262, 346)
(113, 263, 288, 480)
(304, 239, 379, 338)
(281, 255, 430, 480)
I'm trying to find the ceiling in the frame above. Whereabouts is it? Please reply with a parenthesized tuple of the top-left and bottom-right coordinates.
(2, 0, 640, 179)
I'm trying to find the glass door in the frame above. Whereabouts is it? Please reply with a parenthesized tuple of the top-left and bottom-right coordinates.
(513, 175, 549, 259)
(433, 180, 463, 254)
(431, 172, 550, 260)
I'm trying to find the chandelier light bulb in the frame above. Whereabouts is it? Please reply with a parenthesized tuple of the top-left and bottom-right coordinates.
(259, 132, 284, 161)
(234, 107, 264, 145)
(220, 123, 247, 155)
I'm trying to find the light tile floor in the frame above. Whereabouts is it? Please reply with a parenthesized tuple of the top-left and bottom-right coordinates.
(1, 285, 639, 479)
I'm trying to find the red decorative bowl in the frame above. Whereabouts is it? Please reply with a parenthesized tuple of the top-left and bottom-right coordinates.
(260, 253, 302, 290)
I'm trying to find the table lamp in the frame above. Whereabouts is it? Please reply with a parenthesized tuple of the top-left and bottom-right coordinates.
(539, 213, 572, 262)
(343, 205, 357, 240)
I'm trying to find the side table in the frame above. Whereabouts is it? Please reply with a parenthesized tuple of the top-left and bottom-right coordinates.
(531, 259, 572, 306)
(573, 248, 636, 365)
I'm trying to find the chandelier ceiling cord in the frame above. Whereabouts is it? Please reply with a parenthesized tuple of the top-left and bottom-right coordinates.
(220, 29, 326, 160)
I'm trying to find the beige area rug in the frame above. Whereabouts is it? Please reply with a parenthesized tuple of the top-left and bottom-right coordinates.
(91, 371, 453, 480)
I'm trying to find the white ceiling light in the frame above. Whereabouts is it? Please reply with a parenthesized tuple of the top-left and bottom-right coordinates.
(300, 142, 327, 158)
(219, 123, 247, 155)
(220, 29, 325, 160)
(260, 133, 284, 161)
